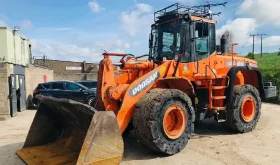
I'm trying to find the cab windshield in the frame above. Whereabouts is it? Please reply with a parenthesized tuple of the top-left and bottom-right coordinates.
(151, 19, 191, 62)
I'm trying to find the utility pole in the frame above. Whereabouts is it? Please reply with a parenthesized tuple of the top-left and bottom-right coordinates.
(250, 34, 259, 56)
(258, 33, 267, 58)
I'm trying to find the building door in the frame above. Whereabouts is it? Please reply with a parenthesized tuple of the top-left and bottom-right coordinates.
(9, 75, 17, 117)
(18, 75, 26, 112)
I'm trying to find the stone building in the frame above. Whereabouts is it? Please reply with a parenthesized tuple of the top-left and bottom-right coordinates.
(0, 26, 53, 119)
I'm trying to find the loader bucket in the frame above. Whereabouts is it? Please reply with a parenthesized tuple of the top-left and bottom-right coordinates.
(16, 95, 124, 165)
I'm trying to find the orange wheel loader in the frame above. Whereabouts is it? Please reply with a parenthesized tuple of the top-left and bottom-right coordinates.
(17, 3, 276, 165)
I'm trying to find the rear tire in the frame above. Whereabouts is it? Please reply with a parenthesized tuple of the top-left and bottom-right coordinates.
(133, 89, 195, 155)
(225, 85, 261, 133)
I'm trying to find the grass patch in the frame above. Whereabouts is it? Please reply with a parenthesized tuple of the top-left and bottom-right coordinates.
(249, 52, 280, 102)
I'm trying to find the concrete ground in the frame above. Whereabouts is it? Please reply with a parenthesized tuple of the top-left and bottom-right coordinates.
(0, 103, 280, 165)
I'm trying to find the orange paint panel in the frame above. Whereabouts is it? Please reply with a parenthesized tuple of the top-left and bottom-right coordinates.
(109, 84, 130, 100)
(159, 77, 195, 96)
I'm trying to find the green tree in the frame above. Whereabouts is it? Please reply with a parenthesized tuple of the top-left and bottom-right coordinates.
(246, 52, 255, 59)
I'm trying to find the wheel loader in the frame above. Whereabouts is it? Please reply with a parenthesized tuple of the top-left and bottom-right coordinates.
(17, 3, 276, 165)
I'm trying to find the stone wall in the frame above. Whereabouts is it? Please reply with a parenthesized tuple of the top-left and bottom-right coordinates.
(34, 59, 98, 81)
(53, 73, 97, 81)
(0, 63, 13, 118)
(25, 65, 53, 108)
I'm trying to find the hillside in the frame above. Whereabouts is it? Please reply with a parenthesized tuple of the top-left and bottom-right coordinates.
(254, 52, 280, 71)
(253, 52, 280, 98)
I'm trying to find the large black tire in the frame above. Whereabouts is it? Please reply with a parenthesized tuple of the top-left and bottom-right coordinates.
(133, 89, 195, 155)
(225, 85, 261, 133)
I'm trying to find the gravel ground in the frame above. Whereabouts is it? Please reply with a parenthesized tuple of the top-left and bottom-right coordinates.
(0, 103, 280, 165)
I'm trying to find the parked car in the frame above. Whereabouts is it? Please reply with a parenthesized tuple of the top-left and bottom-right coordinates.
(76, 80, 97, 89)
(32, 80, 96, 106)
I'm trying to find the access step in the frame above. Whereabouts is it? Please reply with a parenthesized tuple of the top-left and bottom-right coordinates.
(211, 86, 227, 90)
(211, 96, 226, 100)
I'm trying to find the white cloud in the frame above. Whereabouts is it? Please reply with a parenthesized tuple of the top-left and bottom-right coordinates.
(31, 39, 99, 60)
(216, 18, 258, 45)
(124, 43, 130, 49)
(88, 0, 104, 13)
(136, 3, 153, 13)
(31, 38, 131, 62)
(170, 0, 196, 5)
(238, 0, 280, 27)
(37, 27, 72, 31)
(95, 39, 130, 51)
(263, 36, 280, 47)
(21, 19, 33, 30)
(0, 20, 6, 26)
(54, 27, 72, 31)
(0, 13, 8, 20)
(120, 3, 153, 37)
(0, 13, 8, 27)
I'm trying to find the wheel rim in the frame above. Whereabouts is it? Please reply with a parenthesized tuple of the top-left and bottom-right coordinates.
(241, 96, 256, 122)
(163, 104, 186, 139)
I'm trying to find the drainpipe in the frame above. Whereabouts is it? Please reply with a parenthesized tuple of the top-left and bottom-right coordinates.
(13, 26, 20, 64)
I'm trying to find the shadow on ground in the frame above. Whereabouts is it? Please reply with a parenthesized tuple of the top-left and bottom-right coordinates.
(122, 132, 165, 162)
(192, 118, 234, 139)
(0, 142, 25, 165)
(122, 118, 234, 162)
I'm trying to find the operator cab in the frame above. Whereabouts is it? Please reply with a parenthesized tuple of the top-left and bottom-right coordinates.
(149, 3, 221, 63)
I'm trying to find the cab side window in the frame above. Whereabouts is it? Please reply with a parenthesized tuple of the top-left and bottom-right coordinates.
(194, 22, 216, 60)
(195, 22, 209, 57)
(209, 23, 216, 54)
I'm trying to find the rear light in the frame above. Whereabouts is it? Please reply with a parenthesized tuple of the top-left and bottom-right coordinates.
(34, 90, 39, 95)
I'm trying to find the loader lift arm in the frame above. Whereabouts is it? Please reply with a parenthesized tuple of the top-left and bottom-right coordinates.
(95, 53, 178, 133)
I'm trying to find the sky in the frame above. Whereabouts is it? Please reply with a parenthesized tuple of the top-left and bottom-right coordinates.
(0, 0, 280, 63)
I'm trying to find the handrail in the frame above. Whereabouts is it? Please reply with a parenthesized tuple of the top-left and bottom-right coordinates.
(205, 65, 217, 80)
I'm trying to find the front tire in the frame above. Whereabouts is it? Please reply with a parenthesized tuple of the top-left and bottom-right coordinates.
(225, 85, 261, 133)
(133, 89, 195, 155)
